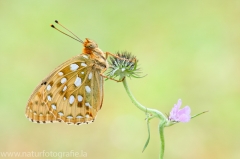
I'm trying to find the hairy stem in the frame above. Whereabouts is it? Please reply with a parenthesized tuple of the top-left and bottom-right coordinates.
(159, 120, 166, 159)
(122, 79, 166, 120)
(122, 78, 167, 158)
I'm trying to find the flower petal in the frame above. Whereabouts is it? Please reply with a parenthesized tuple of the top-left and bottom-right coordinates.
(178, 106, 191, 116)
(178, 114, 191, 122)
(169, 100, 191, 122)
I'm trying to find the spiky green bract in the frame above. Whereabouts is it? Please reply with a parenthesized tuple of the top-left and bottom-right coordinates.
(106, 51, 143, 80)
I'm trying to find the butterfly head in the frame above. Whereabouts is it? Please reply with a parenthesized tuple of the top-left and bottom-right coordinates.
(84, 38, 98, 50)
(83, 38, 102, 56)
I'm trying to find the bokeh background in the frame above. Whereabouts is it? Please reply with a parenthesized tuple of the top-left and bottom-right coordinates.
(0, 0, 239, 159)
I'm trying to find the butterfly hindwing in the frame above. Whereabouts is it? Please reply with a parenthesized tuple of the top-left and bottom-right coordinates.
(25, 54, 103, 125)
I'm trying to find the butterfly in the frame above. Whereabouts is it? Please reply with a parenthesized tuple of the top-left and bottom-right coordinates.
(25, 21, 125, 125)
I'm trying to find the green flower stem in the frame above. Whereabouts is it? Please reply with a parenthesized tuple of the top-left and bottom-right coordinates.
(159, 120, 166, 159)
(122, 78, 167, 159)
(122, 79, 167, 120)
(122, 78, 147, 112)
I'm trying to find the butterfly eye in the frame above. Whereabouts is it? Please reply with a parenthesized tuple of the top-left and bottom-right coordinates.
(88, 44, 93, 48)
(87, 43, 97, 49)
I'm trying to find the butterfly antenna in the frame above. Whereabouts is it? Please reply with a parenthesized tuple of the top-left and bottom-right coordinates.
(54, 20, 84, 43)
(50, 24, 83, 44)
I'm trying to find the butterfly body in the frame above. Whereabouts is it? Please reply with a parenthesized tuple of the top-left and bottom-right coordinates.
(26, 38, 108, 125)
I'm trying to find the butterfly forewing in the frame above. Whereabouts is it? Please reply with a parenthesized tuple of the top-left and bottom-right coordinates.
(25, 54, 104, 125)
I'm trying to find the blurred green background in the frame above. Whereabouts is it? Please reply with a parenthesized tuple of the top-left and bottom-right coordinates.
(0, 0, 239, 159)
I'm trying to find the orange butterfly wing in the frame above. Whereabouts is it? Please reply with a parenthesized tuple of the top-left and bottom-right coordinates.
(25, 54, 104, 125)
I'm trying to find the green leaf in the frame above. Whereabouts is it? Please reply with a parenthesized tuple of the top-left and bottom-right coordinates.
(142, 118, 151, 153)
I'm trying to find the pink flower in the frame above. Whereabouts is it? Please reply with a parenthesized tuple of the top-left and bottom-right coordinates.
(169, 99, 191, 122)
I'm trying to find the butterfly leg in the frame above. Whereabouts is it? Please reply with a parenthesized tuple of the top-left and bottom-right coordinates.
(100, 67, 125, 82)
(105, 52, 136, 63)
(102, 52, 136, 82)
